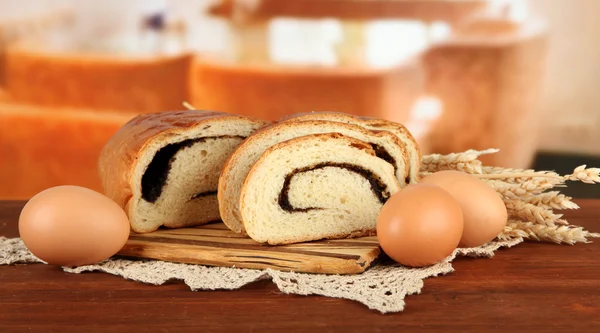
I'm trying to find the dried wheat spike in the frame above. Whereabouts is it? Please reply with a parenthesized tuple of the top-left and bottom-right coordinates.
(420, 149, 499, 174)
(497, 225, 528, 241)
(520, 191, 579, 210)
(507, 220, 600, 245)
(477, 167, 563, 184)
(504, 201, 567, 226)
(564, 165, 600, 184)
(486, 179, 560, 197)
(482, 166, 526, 174)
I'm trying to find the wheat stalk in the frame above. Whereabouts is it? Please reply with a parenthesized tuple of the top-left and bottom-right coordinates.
(418, 150, 599, 246)
(481, 166, 527, 174)
(482, 166, 560, 176)
(497, 225, 528, 241)
(420, 148, 499, 174)
(519, 191, 579, 210)
(476, 168, 563, 183)
(478, 165, 600, 183)
(506, 220, 600, 245)
(564, 165, 600, 184)
(504, 201, 567, 226)
(486, 179, 560, 197)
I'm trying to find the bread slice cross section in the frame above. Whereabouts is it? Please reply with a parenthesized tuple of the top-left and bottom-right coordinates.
(280, 111, 422, 184)
(98, 110, 267, 233)
(218, 119, 410, 235)
(240, 133, 401, 245)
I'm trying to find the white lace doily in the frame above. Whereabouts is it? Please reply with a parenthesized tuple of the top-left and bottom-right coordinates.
(0, 236, 523, 313)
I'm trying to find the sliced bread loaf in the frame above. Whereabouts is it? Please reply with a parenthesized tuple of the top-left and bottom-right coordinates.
(240, 133, 401, 245)
(280, 111, 422, 183)
(98, 110, 268, 233)
(218, 119, 410, 234)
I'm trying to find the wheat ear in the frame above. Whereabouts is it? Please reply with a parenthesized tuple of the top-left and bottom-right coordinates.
(420, 148, 499, 174)
(564, 165, 600, 184)
(486, 179, 561, 197)
(504, 201, 567, 226)
(476, 168, 563, 183)
(518, 191, 579, 210)
(478, 165, 600, 184)
(507, 220, 600, 245)
(497, 224, 529, 241)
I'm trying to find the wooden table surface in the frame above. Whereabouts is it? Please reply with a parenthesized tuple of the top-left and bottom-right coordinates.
(1, 200, 599, 333)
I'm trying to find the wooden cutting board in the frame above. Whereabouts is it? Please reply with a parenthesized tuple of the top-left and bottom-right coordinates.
(117, 222, 382, 275)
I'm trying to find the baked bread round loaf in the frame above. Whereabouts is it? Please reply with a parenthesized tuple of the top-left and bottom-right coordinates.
(98, 110, 268, 233)
(218, 119, 410, 234)
(0, 101, 134, 200)
(4, 41, 192, 113)
(240, 133, 401, 245)
(280, 111, 422, 183)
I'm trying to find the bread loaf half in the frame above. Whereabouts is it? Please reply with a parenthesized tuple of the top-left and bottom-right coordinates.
(218, 119, 410, 234)
(0, 102, 134, 200)
(98, 110, 268, 233)
(240, 133, 401, 245)
(280, 111, 422, 183)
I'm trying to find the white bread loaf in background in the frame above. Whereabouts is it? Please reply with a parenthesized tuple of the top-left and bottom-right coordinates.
(0, 102, 135, 200)
(240, 133, 401, 245)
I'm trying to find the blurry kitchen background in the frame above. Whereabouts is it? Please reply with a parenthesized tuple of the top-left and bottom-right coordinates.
(0, 0, 598, 200)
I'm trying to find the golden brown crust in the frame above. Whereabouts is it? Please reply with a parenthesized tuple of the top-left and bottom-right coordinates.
(280, 111, 419, 150)
(362, 118, 423, 162)
(280, 111, 422, 181)
(0, 101, 135, 200)
(4, 44, 193, 113)
(98, 110, 267, 212)
(0, 89, 10, 102)
(208, 0, 488, 25)
(287, 112, 418, 153)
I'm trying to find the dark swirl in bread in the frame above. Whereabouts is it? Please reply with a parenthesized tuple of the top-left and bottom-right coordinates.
(278, 162, 391, 213)
(240, 133, 401, 245)
(218, 119, 411, 235)
(98, 110, 268, 233)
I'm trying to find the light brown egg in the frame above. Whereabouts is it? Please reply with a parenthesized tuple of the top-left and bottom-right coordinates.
(376, 183, 464, 268)
(18, 185, 131, 267)
(420, 170, 508, 248)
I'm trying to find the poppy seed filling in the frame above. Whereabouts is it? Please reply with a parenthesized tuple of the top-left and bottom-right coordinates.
(141, 135, 245, 203)
(371, 144, 397, 172)
(278, 162, 391, 212)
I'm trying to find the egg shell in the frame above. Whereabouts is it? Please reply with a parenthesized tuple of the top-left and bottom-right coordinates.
(376, 183, 464, 268)
(18, 185, 131, 267)
(420, 170, 508, 248)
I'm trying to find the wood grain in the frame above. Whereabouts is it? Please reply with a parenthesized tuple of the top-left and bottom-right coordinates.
(1, 199, 600, 333)
(118, 223, 381, 274)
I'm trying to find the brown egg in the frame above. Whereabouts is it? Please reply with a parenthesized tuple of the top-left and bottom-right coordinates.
(420, 170, 508, 248)
(18, 185, 131, 267)
(376, 183, 464, 267)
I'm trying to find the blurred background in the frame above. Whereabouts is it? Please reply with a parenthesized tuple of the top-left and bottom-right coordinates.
(0, 0, 598, 200)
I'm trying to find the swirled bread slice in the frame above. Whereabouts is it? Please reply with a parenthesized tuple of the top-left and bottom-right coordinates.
(240, 133, 401, 245)
(218, 119, 409, 234)
(98, 110, 268, 233)
(280, 111, 422, 183)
